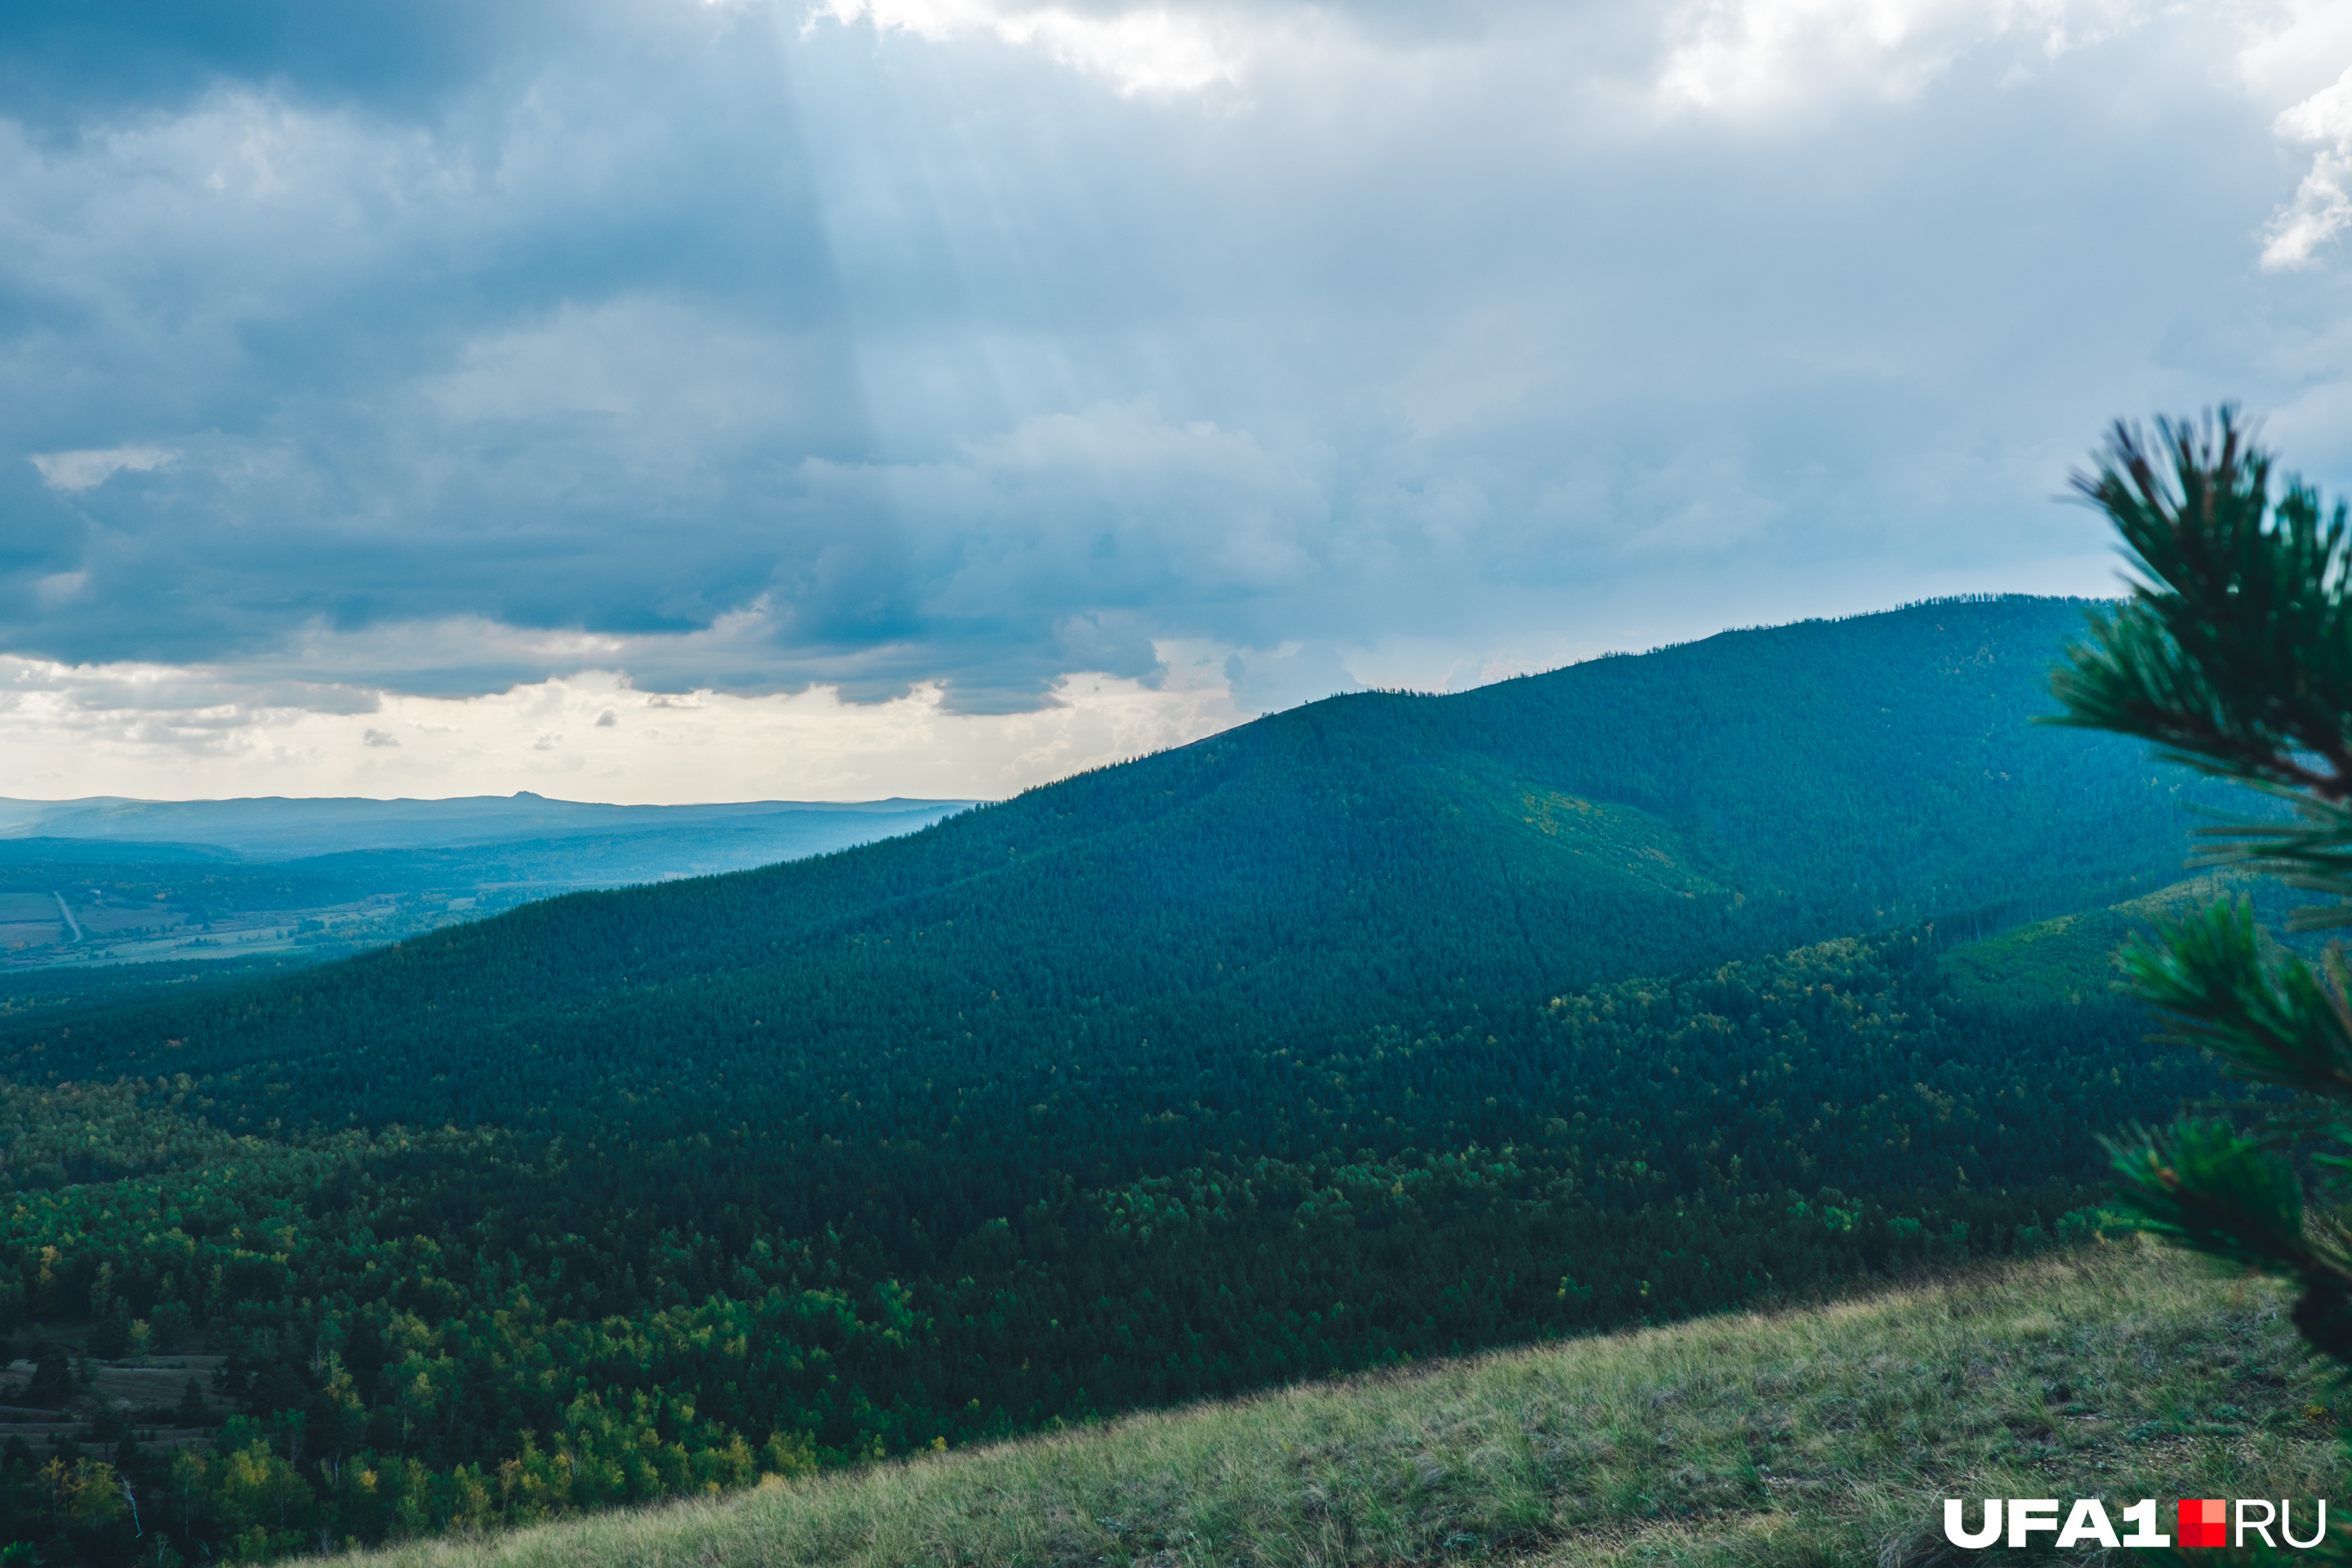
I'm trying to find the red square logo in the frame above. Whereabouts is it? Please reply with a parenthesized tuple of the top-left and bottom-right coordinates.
(2178, 1499, 2227, 1548)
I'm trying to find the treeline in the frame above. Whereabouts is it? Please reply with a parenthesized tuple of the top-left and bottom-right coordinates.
(0, 933, 2204, 1561)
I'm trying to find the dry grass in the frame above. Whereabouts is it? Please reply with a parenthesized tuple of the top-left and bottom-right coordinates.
(343, 1240, 2341, 1568)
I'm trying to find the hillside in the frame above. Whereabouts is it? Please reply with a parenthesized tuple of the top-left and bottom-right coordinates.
(317, 1245, 2336, 1567)
(0, 595, 2262, 1562)
(0, 596, 2219, 1125)
(1940, 868, 2319, 1011)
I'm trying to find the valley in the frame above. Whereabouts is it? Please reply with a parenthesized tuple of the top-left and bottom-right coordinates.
(0, 595, 2310, 1561)
(0, 796, 974, 973)
(16, 0, 2341, 1558)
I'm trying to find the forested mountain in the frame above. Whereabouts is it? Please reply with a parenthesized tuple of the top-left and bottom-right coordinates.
(0, 595, 2247, 1561)
(2, 595, 2214, 1122)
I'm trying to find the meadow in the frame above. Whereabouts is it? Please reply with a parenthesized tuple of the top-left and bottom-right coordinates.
(340, 1241, 2339, 1568)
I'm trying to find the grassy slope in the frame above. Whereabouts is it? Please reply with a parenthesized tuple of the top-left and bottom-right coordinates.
(345, 1242, 2337, 1568)
(1941, 877, 2226, 1009)
(1940, 871, 2310, 1010)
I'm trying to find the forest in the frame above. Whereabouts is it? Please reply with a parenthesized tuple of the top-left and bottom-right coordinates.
(0, 597, 2247, 1561)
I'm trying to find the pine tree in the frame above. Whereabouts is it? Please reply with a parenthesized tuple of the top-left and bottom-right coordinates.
(23, 1351, 73, 1412)
(2050, 408, 2352, 1557)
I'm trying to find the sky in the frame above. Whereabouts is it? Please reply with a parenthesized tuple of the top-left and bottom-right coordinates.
(3, 0, 2350, 804)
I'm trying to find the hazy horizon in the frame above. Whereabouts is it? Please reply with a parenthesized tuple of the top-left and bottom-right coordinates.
(2, 590, 2108, 804)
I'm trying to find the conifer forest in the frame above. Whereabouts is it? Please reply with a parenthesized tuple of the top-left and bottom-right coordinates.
(0, 597, 2265, 1559)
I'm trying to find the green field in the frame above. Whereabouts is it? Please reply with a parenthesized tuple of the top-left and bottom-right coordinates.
(334, 1241, 2336, 1568)
(1940, 870, 2313, 1011)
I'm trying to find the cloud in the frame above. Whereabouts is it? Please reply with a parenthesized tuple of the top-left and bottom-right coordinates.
(0, 0, 604, 125)
(0, 0, 2348, 799)
(0, 653, 1255, 803)
(2263, 66, 2352, 271)
(1650, 0, 2145, 119)
(0, 656, 381, 732)
(805, 0, 1258, 94)
(29, 447, 176, 492)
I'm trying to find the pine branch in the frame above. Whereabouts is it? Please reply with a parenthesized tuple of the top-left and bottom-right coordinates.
(2054, 406, 2352, 1398)
(2116, 903, 2352, 1100)
(2188, 788, 2352, 926)
(2046, 410, 2352, 802)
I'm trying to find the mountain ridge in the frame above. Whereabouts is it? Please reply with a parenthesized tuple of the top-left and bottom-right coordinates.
(0, 792, 978, 860)
(3, 595, 2218, 1123)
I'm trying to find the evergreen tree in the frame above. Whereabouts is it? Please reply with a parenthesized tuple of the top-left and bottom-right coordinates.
(21, 1353, 71, 1413)
(2050, 408, 2352, 1559)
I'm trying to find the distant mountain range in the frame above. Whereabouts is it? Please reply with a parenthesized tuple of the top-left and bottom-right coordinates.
(0, 792, 976, 972)
(0, 791, 972, 860)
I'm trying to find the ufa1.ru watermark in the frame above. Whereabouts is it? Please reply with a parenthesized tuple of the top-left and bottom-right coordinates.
(1944, 1498, 2328, 1550)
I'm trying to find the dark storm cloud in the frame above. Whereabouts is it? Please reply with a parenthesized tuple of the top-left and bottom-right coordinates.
(2, 0, 2350, 715)
(0, 0, 593, 123)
